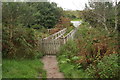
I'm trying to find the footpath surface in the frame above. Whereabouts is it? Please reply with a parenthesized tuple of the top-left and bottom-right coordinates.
(42, 56, 64, 78)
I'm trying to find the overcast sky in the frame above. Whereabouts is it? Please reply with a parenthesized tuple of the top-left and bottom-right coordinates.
(49, 0, 88, 10)
(49, 0, 120, 11)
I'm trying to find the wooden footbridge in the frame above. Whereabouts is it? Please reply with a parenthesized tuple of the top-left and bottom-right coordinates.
(40, 28, 77, 55)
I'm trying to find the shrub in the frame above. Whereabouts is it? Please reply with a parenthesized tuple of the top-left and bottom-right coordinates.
(55, 16, 71, 28)
(75, 26, 118, 64)
(58, 26, 119, 78)
(58, 40, 78, 58)
(2, 26, 43, 59)
(86, 54, 119, 78)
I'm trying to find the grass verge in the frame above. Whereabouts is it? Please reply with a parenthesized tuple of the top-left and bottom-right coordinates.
(2, 59, 46, 78)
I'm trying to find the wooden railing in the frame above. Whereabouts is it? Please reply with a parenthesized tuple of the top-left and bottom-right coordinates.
(43, 28, 67, 40)
(40, 28, 77, 55)
(60, 28, 77, 44)
(40, 39, 62, 55)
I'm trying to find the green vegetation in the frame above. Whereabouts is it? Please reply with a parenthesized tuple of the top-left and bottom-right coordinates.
(2, 0, 120, 79)
(86, 54, 119, 78)
(57, 25, 119, 78)
(81, 1, 120, 32)
(57, 40, 89, 78)
(63, 10, 80, 20)
(2, 2, 63, 29)
(2, 2, 63, 59)
(2, 59, 46, 78)
(64, 26, 74, 36)
(71, 19, 81, 21)
(57, 1, 120, 78)
(2, 1, 64, 78)
(2, 26, 44, 59)
(54, 16, 75, 36)
(0, 63, 1, 79)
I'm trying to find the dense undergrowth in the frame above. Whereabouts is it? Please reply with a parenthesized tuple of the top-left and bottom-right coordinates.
(57, 24, 119, 78)
(2, 26, 46, 59)
(2, 2, 76, 79)
(2, 2, 73, 78)
(2, 25, 47, 78)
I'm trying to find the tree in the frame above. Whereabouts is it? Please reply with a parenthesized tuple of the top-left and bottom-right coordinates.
(2, 2, 36, 43)
(2, 2, 35, 27)
(82, 1, 115, 33)
(114, 0, 120, 32)
(31, 2, 63, 28)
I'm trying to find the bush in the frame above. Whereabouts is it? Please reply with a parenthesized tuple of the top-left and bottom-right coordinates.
(31, 24, 48, 34)
(86, 54, 119, 78)
(57, 40, 90, 78)
(2, 26, 43, 59)
(55, 16, 71, 28)
(57, 25, 119, 78)
(75, 26, 118, 64)
(58, 40, 78, 58)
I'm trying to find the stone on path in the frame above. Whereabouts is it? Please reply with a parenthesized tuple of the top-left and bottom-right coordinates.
(42, 56, 64, 78)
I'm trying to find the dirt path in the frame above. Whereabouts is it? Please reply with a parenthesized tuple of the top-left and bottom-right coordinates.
(42, 56, 64, 78)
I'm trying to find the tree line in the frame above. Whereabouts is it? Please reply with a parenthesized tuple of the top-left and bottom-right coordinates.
(2, 2, 63, 28)
(2, 2, 63, 59)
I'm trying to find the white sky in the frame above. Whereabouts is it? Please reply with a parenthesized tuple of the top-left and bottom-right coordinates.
(49, 0, 88, 10)
(49, 0, 120, 11)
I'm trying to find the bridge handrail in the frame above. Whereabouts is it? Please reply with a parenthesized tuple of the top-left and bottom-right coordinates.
(43, 28, 67, 40)
(60, 28, 77, 44)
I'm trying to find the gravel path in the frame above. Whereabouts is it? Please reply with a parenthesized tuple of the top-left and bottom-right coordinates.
(42, 56, 64, 78)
